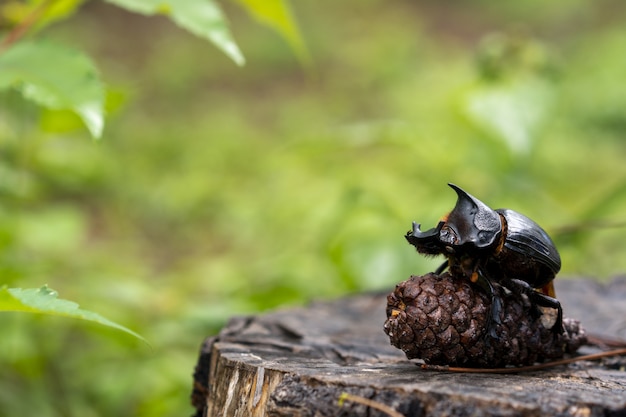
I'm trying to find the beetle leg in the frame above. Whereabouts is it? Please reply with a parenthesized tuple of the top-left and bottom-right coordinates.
(471, 269, 502, 340)
(529, 292, 563, 334)
(483, 277, 503, 339)
(505, 278, 564, 334)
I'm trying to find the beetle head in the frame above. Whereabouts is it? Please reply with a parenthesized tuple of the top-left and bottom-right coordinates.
(406, 184, 502, 254)
(442, 183, 501, 249)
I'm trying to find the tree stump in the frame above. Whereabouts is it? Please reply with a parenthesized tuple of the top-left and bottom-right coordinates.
(191, 277, 626, 417)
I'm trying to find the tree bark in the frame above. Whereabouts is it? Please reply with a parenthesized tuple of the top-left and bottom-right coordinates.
(191, 277, 626, 417)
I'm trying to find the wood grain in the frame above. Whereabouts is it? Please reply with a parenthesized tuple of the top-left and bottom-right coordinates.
(191, 277, 626, 417)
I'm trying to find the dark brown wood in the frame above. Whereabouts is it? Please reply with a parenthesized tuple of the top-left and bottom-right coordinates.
(192, 278, 626, 417)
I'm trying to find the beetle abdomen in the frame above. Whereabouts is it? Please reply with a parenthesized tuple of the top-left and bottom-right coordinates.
(496, 209, 561, 287)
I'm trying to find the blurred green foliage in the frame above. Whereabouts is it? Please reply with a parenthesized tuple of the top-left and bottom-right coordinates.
(2, 0, 626, 416)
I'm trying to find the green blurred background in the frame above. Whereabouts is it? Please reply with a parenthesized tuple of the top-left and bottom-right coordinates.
(2, 0, 626, 415)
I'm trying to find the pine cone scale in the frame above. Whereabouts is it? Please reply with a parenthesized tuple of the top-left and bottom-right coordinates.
(384, 273, 587, 367)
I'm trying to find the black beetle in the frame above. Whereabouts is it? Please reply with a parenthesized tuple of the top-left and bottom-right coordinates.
(405, 183, 563, 336)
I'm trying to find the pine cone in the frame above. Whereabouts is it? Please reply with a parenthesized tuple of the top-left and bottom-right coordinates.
(384, 272, 587, 367)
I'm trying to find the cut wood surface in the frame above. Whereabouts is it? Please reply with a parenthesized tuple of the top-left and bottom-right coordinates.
(191, 277, 626, 417)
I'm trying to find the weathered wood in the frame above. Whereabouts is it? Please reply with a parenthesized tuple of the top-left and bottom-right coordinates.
(192, 278, 626, 417)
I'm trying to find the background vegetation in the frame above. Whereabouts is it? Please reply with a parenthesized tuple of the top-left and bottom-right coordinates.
(2, 0, 626, 415)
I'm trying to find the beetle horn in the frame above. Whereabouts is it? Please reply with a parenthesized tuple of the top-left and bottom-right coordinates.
(446, 183, 502, 248)
(407, 221, 442, 239)
(405, 221, 445, 254)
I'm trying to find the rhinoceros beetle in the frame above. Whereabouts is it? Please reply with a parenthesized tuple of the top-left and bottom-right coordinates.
(405, 183, 563, 337)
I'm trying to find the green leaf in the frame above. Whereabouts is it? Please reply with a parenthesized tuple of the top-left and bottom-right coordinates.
(40, 88, 126, 134)
(0, 40, 105, 138)
(234, 0, 310, 65)
(37, 0, 86, 30)
(0, 286, 147, 342)
(104, 0, 245, 66)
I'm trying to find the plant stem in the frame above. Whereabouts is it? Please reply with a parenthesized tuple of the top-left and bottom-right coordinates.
(0, 0, 55, 53)
(339, 393, 405, 417)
